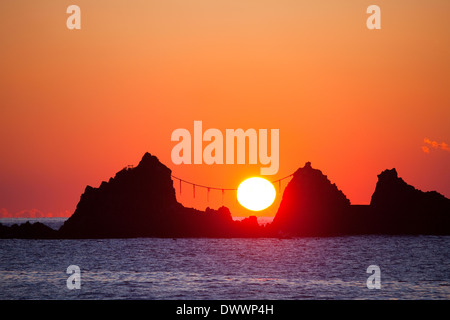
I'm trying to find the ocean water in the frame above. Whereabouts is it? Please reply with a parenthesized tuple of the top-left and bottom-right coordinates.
(0, 219, 449, 300)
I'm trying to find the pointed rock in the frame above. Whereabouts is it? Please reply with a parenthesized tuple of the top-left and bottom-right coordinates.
(272, 162, 350, 236)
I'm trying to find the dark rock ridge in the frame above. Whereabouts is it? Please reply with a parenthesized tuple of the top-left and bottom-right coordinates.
(271, 164, 450, 236)
(1, 153, 448, 238)
(0, 153, 262, 239)
(0, 221, 57, 239)
(368, 168, 450, 234)
(57, 152, 262, 238)
(271, 162, 351, 236)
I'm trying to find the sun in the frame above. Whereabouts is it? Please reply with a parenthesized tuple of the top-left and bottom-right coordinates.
(237, 177, 276, 211)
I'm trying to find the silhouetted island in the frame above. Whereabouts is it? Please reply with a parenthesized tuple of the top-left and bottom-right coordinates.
(271, 163, 450, 236)
(0, 152, 448, 238)
(270, 162, 351, 237)
(57, 153, 261, 238)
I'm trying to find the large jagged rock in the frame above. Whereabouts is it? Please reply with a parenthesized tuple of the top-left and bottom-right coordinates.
(271, 162, 351, 236)
(58, 152, 260, 238)
(369, 168, 450, 234)
(59, 152, 179, 237)
(271, 164, 450, 236)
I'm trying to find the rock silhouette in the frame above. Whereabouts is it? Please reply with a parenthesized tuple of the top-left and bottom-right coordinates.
(0, 153, 448, 238)
(368, 168, 450, 234)
(0, 221, 57, 239)
(271, 164, 450, 236)
(58, 152, 259, 238)
(271, 162, 351, 236)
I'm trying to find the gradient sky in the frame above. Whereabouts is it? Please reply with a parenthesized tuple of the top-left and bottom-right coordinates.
(1, 0, 449, 218)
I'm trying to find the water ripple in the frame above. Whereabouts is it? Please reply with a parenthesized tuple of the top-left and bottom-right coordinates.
(0, 236, 449, 299)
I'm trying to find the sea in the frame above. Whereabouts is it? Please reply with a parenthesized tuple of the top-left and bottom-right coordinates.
(0, 218, 449, 300)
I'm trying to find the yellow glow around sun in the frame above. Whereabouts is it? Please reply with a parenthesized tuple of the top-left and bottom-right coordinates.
(237, 177, 276, 211)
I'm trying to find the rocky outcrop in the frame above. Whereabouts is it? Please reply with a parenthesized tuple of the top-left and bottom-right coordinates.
(271, 164, 450, 236)
(271, 162, 351, 236)
(0, 152, 267, 239)
(368, 168, 450, 234)
(0, 221, 57, 239)
(59, 152, 180, 238)
(57, 152, 263, 238)
(1, 154, 448, 238)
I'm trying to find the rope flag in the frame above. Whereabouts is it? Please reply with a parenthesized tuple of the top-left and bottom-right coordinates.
(170, 173, 294, 203)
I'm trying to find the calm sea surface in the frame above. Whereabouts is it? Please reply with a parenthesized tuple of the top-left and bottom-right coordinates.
(0, 218, 449, 300)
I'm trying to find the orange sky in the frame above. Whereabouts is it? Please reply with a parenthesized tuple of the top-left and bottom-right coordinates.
(1, 0, 449, 218)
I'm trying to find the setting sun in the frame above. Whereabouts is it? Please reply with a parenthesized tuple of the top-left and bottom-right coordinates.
(237, 177, 276, 211)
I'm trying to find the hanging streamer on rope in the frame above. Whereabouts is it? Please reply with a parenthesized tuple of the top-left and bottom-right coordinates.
(171, 173, 294, 202)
